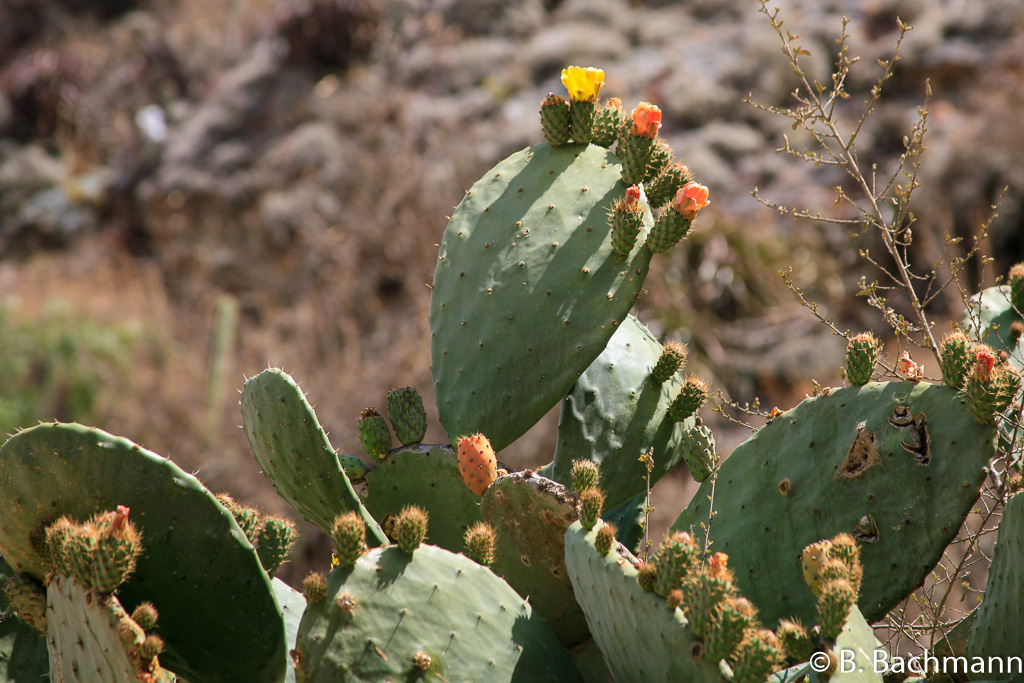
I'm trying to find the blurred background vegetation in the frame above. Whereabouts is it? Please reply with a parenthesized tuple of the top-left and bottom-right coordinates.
(1, 0, 1022, 584)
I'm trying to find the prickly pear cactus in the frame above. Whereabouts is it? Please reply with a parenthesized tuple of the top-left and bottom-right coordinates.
(0, 423, 287, 683)
(480, 472, 589, 647)
(672, 381, 996, 627)
(563, 521, 724, 683)
(0, 556, 49, 682)
(430, 142, 655, 451)
(293, 543, 582, 682)
(362, 443, 484, 553)
(964, 285, 1024, 373)
(542, 314, 697, 509)
(240, 368, 387, 545)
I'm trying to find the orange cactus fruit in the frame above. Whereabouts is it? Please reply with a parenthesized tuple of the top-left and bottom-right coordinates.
(457, 433, 498, 496)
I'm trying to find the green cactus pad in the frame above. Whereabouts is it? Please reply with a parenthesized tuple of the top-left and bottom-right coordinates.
(671, 382, 996, 627)
(430, 143, 654, 452)
(967, 491, 1024, 663)
(362, 443, 484, 554)
(769, 606, 884, 683)
(0, 422, 287, 683)
(46, 575, 177, 682)
(294, 544, 581, 683)
(600, 491, 648, 555)
(964, 285, 1024, 373)
(273, 577, 305, 683)
(543, 315, 696, 510)
(563, 521, 725, 683)
(0, 555, 49, 682)
(240, 368, 387, 545)
(480, 472, 590, 648)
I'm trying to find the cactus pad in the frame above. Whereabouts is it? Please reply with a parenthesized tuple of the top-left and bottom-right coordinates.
(430, 143, 654, 451)
(672, 381, 996, 627)
(293, 544, 581, 682)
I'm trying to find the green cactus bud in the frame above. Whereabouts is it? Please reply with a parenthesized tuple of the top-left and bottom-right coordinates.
(966, 345, 1002, 424)
(1009, 262, 1024, 314)
(65, 524, 99, 585)
(776, 618, 814, 663)
(995, 364, 1022, 414)
(818, 578, 857, 641)
(358, 407, 392, 461)
(680, 552, 735, 640)
(256, 516, 298, 574)
(578, 488, 605, 530)
(337, 453, 369, 483)
(732, 628, 783, 683)
(217, 494, 263, 546)
(668, 376, 710, 422)
(619, 134, 657, 186)
(650, 531, 700, 597)
(608, 185, 646, 257)
(594, 522, 617, 556)
(591, 97, 626, 147)
(413, 651, 433, 671)
(462, 521, 496, 566)
(330, 511, 367, 568)
(651, 340, 687, 384)
(646, 139, 673, 184)
(645, 162, 691, 209)
(139, 634, 165, 660)
(570, 459, 601, 494)
(680, 424, 717, 482)
(131, 602, 159, 632)
(1012, 320, 1024, 345)
(88, 506, 143, 594)
(386, 386, 428, 446)
(394, 505, 429, 553)
(2, 574, 48, 633)
(540, 92, 571, 147)
(569, 100, 597, 145)
(666, 588, 684, 611)
(939, 330, 975, 389)
(303, 572, 328, 603)
(845, 332, 882, 385)
(705, 596, 757, 664)
(646, 204, 693, 254)
(46, 516, 76, 576)
(636, 561, 658, 592)
(824, 532, 862, 594)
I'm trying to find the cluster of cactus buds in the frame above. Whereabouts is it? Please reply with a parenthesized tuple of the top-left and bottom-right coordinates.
(799, 534, 863, 641)
(46, 505, 143, 594)
(217, 493, 298, 574)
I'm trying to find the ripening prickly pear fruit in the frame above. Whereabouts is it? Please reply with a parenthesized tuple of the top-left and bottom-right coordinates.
(330, 511, 367, 568)
(595, 522, 617, 556)
(89, 505, 143, 594)
(825, 532, 863, 594)
(591, 97, 626, 148)
(645, 162, 690, 209)
(608, 185, 645, 256)
(393, 505, 429, 553)
(776, 619, 814, 664)
(570, 458, 600, 494)
(1010, 262, 1024, 314)
(651, 340, 687, 384)
(540, 93, 571, 147)
(358, 407, 392, 461)
(818, 578, 856, 641)
(463, 521, 496, 566)
(620, 102, 662, 185)
(668, 376, 711, 422)
(303, 572, 328, 603)
(680, 553, 735, 640)
(131, 602, 159, 632)
(2, 574, 47, 633)
(337, 453, 369, 483)
(801, 539, 831, 597)
(456, 433, 498, 496)
(940, 330, 975, 389)
(705, 596, 757, 664)
(966, 345, 1002, 424)
(256, 516, 298, 574)
(845, 332, 881, 385)
(386, 386, 428, 446)
(680, 424, 717, 482)
(995, 364, 1022, 414)
(731, 629, 783, 683)
(578, 488, 605, 530)
(650, 531, 700, 597)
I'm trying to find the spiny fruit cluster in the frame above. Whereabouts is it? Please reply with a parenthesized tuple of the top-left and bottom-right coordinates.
(45, 505, 143, 594)
(941, 336, 1021, 424)
(216, 493, 298, 574)
(800, 533, 863, 641)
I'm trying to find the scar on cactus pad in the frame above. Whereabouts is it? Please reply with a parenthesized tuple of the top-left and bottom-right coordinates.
(456, 433, 498, 495)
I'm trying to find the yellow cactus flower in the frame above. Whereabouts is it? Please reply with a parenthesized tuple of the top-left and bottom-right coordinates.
(561, 66, 605, 102)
